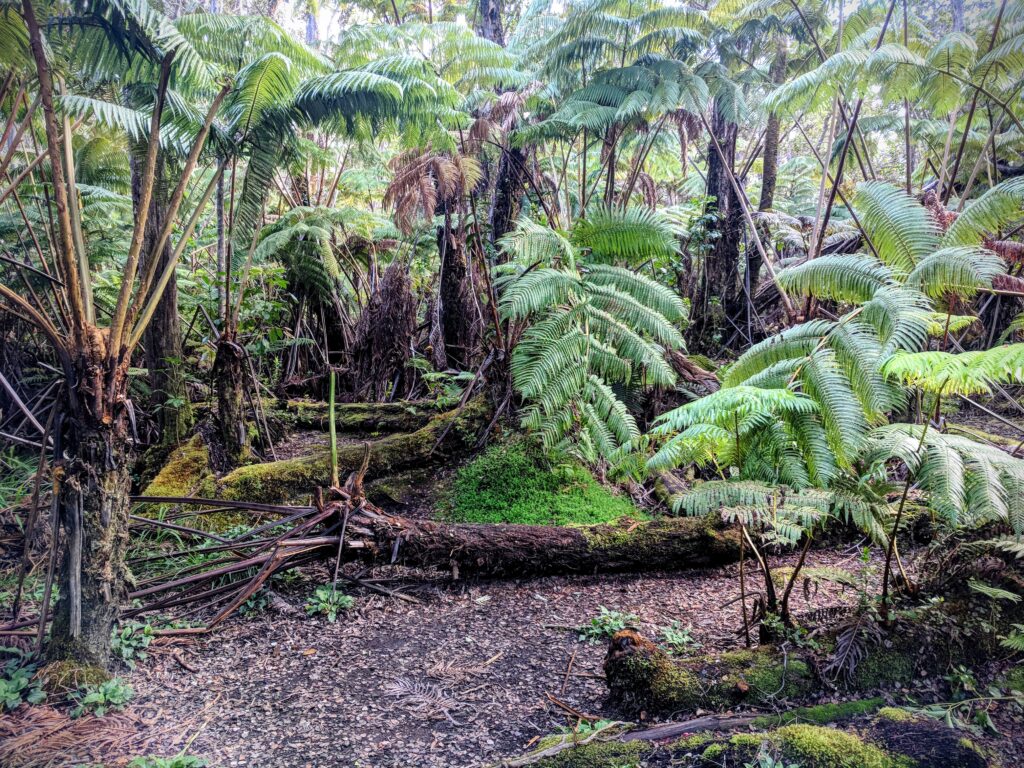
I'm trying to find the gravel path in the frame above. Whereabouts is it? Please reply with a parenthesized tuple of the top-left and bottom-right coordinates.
(126, 549, 874, 768)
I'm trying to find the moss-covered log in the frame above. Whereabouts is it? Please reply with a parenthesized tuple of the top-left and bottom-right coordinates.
(509, 709, 991, 767)
(360, 511, 739, 578)
(603, 630, 816, 718)
(276, 399, 441, 433)
(219, 398, 490, 502)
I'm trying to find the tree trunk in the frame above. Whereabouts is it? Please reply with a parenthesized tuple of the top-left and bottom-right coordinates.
(213, 334, 249, 467)
(351, 259, 416, 400)
(48, 391, 132, 664)
(489, 146, 526, 254)
(476, 0, 505, 45)
(758, 44, 787, 214)
(437, 212, 479, 369)
(133, 154, 193, 446)
(690, 104, 741, 351)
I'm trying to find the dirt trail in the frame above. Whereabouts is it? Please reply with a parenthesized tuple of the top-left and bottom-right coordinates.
(126, 549, 874, 768)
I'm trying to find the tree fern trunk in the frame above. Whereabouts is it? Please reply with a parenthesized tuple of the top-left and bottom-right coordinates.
(690, 104, 741, 351)
(48, 376, 132, 664)
(437, 212, 479, 369)
(213, 334, 249, 467)
(133, 154, 193, 447)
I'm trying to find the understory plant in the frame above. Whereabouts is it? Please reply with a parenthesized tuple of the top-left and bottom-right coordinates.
(305, 586, 354, 623)
(70, 678, 133, 718)
(0, 655, 45, 711)
(111, 622, 155, 669)
(578, 607, 639, 643)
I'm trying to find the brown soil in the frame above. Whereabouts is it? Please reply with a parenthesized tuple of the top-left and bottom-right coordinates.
(122, 548, 879, 768)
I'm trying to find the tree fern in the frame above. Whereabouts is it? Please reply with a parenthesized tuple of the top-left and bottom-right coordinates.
(500, 220, 686, 459)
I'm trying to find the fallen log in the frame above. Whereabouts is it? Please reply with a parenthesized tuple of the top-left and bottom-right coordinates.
(362, 511, 740, 578)
(275, 398, 441, 433)
(218, 397, 490, 502)
(131, 493, 740, 630)
(496, 708, 991, 767)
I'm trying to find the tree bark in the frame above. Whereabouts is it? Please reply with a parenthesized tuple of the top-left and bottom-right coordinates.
(758, 44, 787, 214)
(476, 0, 505, 46)
(437, 212, 479, 369)
(213, 334, 249, 467)
(689, 103, 741, 351)
(48, 391, 132, 664)
(351, 259, 416, 400)
(133, 154, 193, 446)
(489, 146, 526, 254)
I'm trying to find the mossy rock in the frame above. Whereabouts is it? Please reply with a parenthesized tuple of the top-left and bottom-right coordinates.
(36, 660, 110, 696)
(605, 631, 814, 717)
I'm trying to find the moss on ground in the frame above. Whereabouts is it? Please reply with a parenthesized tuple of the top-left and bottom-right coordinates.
(851, 647, 916, 689)
(525, 721, 979, 768)
(761, 724, 910, 768)
(1000, 663, 1024, 692)
(436, 440, 639, 526)
(606, 635, 815, 717)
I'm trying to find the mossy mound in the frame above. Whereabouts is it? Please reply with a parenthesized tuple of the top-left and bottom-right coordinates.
(136, 434, 253, 530)
(529, 740, 644, 768)
(868, 709, 989, 768)
(36, 660, 110, 696)
(436, 441, 639, 526)
(721, 724, 909, 768)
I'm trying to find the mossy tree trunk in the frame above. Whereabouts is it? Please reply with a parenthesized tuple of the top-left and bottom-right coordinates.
(213, 334, 249, 467)
(48, 373, 133, 665)
(436, 210, 479, 369)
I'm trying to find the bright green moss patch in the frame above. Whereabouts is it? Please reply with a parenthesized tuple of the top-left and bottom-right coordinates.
(139, 435, 214, 500)
(875, 707, 916, 723)
(770, 724, 909, 768)
(752, 697, 884, 728)
(531, 740, 644, 767)
(437, 441, 639, 526)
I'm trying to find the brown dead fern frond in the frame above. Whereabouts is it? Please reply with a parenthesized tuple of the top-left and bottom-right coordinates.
(384, 150, 483, 235)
